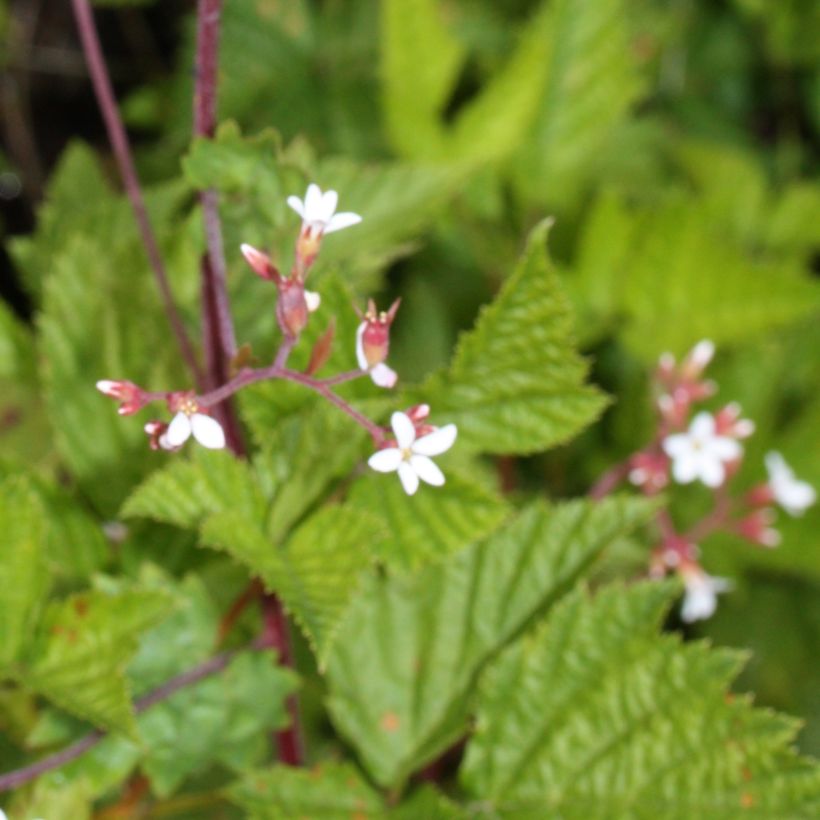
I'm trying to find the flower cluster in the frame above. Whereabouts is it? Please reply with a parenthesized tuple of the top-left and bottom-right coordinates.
(609, 340, 815, 622)
(97, 184, 457, 495)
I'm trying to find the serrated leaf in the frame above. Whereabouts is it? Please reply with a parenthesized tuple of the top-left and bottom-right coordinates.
(203, 505, 377, 663)
(349, 469, 511, 571)
(23, 587, 174, 735)
(121, 448, 266, 530)
(424, 221, 607, 455)
(461, 581, 820, 818)
(324, 496, 655, 789)
(0, 477, 48, 669)
(228, 762, 383, 819)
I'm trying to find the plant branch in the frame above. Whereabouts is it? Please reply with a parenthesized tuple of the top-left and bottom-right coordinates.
(589, 459, 631, 499)
(0, 638, 272, 794)
(70, 0, 203, 387)
(194, 0, 236, 362)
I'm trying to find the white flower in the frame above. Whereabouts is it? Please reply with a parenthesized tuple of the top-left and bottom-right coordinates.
(765, 452, 816, 517)
(368, 411, 457, 495)
(680, 565, 731, 623)
(662, 412, 742, 488)
(162, 409, 225, 450)
(287, 183, 362, 237)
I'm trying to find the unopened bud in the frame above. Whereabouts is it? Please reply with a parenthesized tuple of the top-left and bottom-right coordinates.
(682, 339, 715, 380)
(277, 278, 310, 339)
(355, 298, 400, 369)
(96, 379, 145, 416)
(240, 243, 280, 282)
(715, 402, 755, 439)
(736, 509, 781, 548)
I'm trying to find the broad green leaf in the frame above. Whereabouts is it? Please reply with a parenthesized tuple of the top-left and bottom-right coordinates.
(228, 762, 383, 819)
(461, 581, 820, 818)
(0, 477, 48, 669)
(23, 587, 174, 735)
(424, 221, 607, 454)
(381, 0, 465, 158)
(512, 0, 644, 207)
(203, 505, 378, 663)
(349, 469, 511, 571)
(324, 496, 655, 789)
(121, 449, 266, 530)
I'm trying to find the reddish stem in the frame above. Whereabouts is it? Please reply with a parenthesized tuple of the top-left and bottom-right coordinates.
(0, 638, 272, 794)
(70, 0, 203, 388)
(589, 460, 631, 499)
(261, 594, 304, 766)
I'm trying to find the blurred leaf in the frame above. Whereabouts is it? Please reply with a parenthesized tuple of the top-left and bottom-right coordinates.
(424, 220, 607, 454)
(228, 762, 383, 819)
(0, 477, 48, 669)
(381, 0, 465, 158)
(348, 469, 511, 571)
(461, 581, 820, 818)
(23, 586, 174, 735)
(325, 496, 655, 789)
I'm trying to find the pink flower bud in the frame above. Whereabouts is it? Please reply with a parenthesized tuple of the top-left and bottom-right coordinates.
(96, 380, 145, 416)
(240, 244, 280, 282)
(628, 450, 669, 494)
(714, 402, 755, 439)
(277, 277, 311, 339)
(355, 298, 400, 370)
(736, 508, 781, 548)
(144, 420, 169, 451)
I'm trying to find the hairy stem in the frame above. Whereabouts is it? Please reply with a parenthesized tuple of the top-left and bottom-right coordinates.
(0, 638, 272, 794)
(70, 0, 203, 387)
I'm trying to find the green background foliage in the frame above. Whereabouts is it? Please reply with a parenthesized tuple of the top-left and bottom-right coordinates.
(0, 0, 818, 816)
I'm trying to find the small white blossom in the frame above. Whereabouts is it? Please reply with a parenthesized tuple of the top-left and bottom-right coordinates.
(163, 409, 225, 450)
(368, 411, 457, 496)
(287, 183, 362, 237)
(680, 565, 731, 623)
(663, 412, 742, 488)
(765, 452, 816, 517)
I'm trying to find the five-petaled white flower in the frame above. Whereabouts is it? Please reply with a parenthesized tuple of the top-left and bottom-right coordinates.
(287, 183, 362, 239)
(162, 396, 225, 451)
(765, 451, 816, 517)
(663, 412, 742, 488)
(368, 411, 457, 495)
(680, 564, 731, 623)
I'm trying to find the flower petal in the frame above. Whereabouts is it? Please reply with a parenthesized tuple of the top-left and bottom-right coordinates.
(410, 454, 445, 486)
(413, 424, 457, 457)
(304, 183, 322, 221)
(191, 413, 226, 449)
(391, 411, 416, 449)
(765, 451, 790, 482)
(304, 290, 321, 313)
(662, 433, 690, 459)
(698, 455, 725, 488)
(368, 448, 403, 473)
(165, 412, 192, 447)
(370, 363, 398, 389)
(325, 212, 363, 234)
(781, 481, 817, 516)
(711, 435, 742, 462)
(671, 452, 699, 484)
(355, 322, 368, 370)
(690, 411, 715, 438)
(319, 189, 339, 223)
(286, 195, 305, 218)
(397, 461, 419, 495)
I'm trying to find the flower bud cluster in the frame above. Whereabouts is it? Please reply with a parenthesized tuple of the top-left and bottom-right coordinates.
(96, 183, 458, 495)
(612, 340, 815, 622)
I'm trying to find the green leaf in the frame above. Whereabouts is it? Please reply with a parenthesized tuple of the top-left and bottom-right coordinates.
(324, 496, 655, 789)
(461, 581, 820, 818)
(348, 469, 511, 571)
(381, 0, 465, 158)
(512, 0, 644, 207)
(23, 587, 174, 735)
(0, 477, 48, 669)
(203, 505, 378, 664)
(121, 449, 266, 530)
(228, 762, 383, 819)
(424, 220, 607, 455)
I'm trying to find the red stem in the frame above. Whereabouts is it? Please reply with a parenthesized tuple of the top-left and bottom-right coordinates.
(194, 0, 237, 362)
(70, 0, 204, 388)
(589, 460, 631, 499)
(0, 638, 271, 794)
